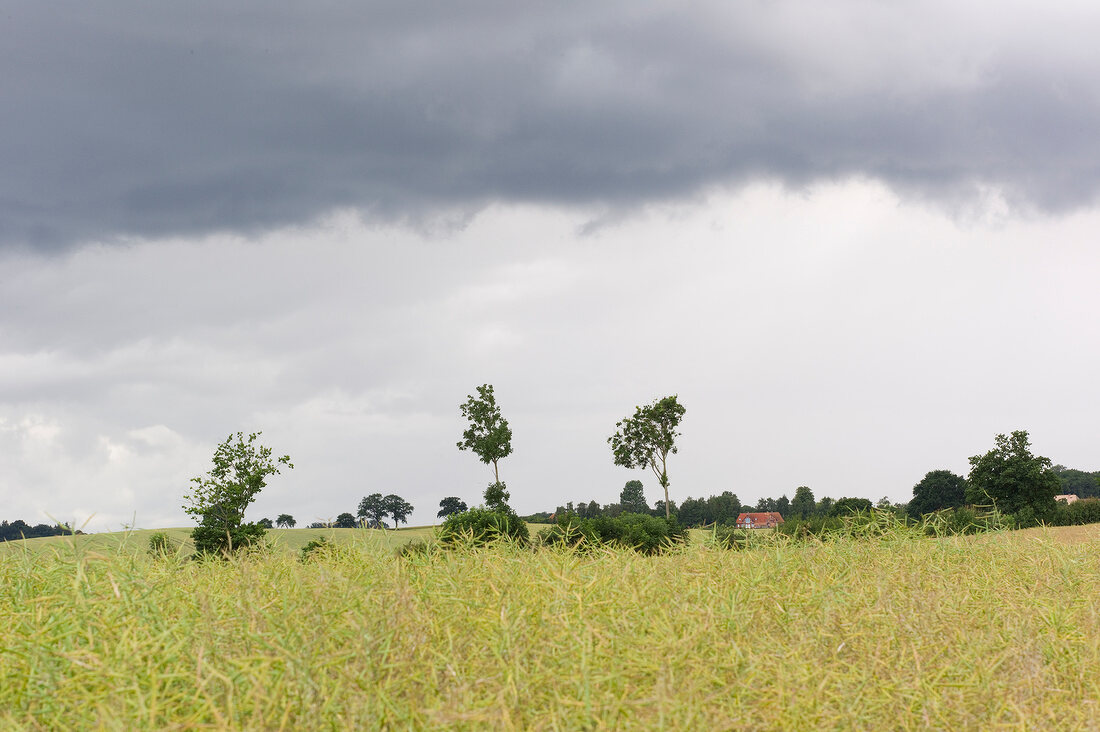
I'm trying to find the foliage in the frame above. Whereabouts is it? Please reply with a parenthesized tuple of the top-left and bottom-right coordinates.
(483, 482, 511, 512)
(829, 497, 874, 517)
(182, 432, 292, 556)
(437, 497, 468, 519)
(436, 508, 529, 547)
(1052, 465, 1100, 500)
(789, 486, 815, 519)
(609, 394, 685, 518)
(357, 493, 386, 527)
(966, 431, 1060, 520)
(538, 512, 686, 555)
(257, 517, 274, 529)
(383, 495, 414, 527)
(334, 513, 358, 529)
(619, 480, 649, 513)
(907, 469, 968, 518)
(457, 384, 513, 483)
(276, 514, 296, 528)
(0, 520, 72, 542)
(299, 537, 331, 561)
(147, 532, 172, 556)
(1051, 498, 1100, 527)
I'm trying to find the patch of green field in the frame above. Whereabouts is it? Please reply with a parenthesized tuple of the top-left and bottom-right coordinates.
(3, 525, 1100, 728)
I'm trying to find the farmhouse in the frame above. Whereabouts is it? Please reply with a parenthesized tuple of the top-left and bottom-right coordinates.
(1055, 494, 1079, 504)
(736, 512, 784, 529)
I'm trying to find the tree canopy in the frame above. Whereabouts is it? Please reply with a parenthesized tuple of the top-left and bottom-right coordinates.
(967, 430, 1060, 520)
(457, 384, 513, 483)
(438, 496, 468, 519)
(908, 470, 967, 518)
(609, 395, 686, 519)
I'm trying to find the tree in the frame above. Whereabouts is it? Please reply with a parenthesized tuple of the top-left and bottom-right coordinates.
(620, 480, 649, 513)
(609, 395, 686, 519)
(790, 486, 815, 519)
(775, 495, 790, 518)
(457, 384, 513, 483)
(907, 470, 967, 518)
(358, 493, 387, 527)
(276, 513, 296, 528)
(383, 494, 414, 527)
(966, 430, 1060, 519)
(484, 482, 511, 512)
(707, 491, 741, 525)
(678, 496, 709, 527)
(257, 517, 274, 529)
(182, 432, 293, 555)
(438, 497, 468, 519)
(829, 497, 873, 516)
(334, 512, 358, 528)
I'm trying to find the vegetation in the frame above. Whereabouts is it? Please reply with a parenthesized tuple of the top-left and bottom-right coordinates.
(276, 514, 296, 528)
(538, 512, 686, 554)
(5, 525, 1100, 728)
(438, 496, 468, 518)
(908, 469, 968, 518)
(182, 431, 293, 556)
(967, 430, 1060, 524)
(0, 520, 74, 542)
(457, 383, 512, 484)
(608, 395, 686, 519)
(436, 507, 530, 547)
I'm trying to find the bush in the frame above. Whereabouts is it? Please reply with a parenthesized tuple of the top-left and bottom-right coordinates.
(147, 532, 172, 556)
(537, 512, 686, 554)
(191, 522, 267, 557)
(437, 508, 530, 547)
(299, 537, 331, 561)
(1052, 498, 1100, 527)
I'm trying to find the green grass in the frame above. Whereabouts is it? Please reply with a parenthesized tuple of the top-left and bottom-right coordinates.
(3, 525, 1100, 729)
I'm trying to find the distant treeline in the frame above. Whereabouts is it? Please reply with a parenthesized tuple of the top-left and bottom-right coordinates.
(0, 520, 77, 542)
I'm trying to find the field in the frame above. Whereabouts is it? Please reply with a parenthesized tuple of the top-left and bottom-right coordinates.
(3, 524, 1100, 729)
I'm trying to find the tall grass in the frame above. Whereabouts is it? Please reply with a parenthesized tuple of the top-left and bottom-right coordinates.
(3, 527, 1100, 729)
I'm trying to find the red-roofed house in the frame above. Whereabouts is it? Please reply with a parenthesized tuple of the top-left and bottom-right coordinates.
(736, 512, 785, 529)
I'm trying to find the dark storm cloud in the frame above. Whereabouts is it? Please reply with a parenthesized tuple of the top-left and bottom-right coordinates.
(3, 1, 1099, 249)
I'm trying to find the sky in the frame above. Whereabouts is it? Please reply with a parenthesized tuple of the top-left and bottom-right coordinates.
(2, 1, 1098, 532)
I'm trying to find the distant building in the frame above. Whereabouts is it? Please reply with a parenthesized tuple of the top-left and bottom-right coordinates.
(1055, 494, 1079, 504)
(736, 512, 785, 529)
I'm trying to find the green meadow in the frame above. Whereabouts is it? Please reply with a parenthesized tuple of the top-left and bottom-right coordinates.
(3, 524, 1100, 729)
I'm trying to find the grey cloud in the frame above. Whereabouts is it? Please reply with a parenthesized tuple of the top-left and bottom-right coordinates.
(3, 1, 1100, 249)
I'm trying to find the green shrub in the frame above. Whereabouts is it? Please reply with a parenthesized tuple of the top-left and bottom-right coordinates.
(537, 512, 686, 554)
(147, 532, 172, 556)
(437, 508, 530, 547)
(299, 537, 331, 561)
(1052, 498, 1100, 527)
(191, 522, 267, 558)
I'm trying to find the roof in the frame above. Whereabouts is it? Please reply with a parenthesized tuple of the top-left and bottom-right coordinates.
(736, 512, 785, 528)
(1055, 494, 1079, 504)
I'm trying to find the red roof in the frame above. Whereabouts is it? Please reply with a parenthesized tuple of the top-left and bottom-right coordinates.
(736, 512, 785, 528)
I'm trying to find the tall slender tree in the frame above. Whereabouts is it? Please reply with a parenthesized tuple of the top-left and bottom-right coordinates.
(609, 395, 685, 519)
(457, 384, 513, 484)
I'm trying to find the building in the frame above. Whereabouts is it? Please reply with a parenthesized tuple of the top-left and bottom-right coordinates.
(1055, 494, 1079, 504)
(736, 512, 785, 529)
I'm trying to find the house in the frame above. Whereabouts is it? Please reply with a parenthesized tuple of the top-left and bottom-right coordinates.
(1055, 494, 1079, 504)
(736, 512, 785, 529)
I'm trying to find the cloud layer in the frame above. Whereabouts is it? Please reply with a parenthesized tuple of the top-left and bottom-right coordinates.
(5, 1, 1100, 249)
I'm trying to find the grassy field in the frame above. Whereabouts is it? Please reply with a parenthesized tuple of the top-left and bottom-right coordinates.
(3, 524, 1100, 729)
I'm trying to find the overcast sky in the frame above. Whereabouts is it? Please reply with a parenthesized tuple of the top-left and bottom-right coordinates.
(2, 1, 1098, 531)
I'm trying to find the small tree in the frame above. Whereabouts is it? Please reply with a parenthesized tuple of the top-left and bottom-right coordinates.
(908, 470, 967, 518)
(484, 482, 511, 512)
(437, 496, 468, 519)
(457, 384, 513, 483)
(182, 431, 292, 556)
(383, 494, 414, 527)
(334, 512, 358, 529)
(620, 480, 649, 513)
(790, 486, 816, 519)
(257, 517, 275, 529)
(358, 493, 387, 527)
(609, 395, 685, 519)
(276, 513, 296, 528)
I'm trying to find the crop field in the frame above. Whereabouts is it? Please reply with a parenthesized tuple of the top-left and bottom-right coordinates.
(3, 525, 1100, 730)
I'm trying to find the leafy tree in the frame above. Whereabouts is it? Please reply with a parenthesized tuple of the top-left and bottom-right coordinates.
(907, 470, 967, 518)
(815, 496, 835, 517)
(457, 384, 513, 483)
(829, 497, 873, 516)
(707, 491, 742, 525)
(182, 431, 293, 556)
(1052, 465, 1100, 500)
(775, 495, 790, 518)
(678, 496, 709, 527)
(620, 480, 649, 513)
(789, 486, 815, 519)
(966, 430, 1060, 520)
(484, 482, 511, 512)
(383, 494, 414, 527)
(358, 493, 387, 527)
(652, 499, 678, 519)
(609, 395, 686, 519)
(755, 496, 777, 512)
(257, 517, 275, 529)
(334, 512, 358, 528)
(437, 497, 468, 519)
(437, 507, 529, 547)
(276, 513, 296, 528)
